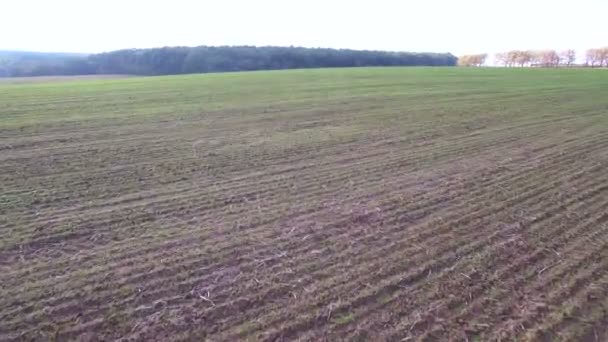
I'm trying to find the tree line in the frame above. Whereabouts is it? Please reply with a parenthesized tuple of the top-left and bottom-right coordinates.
(0, 46, 457, 77)
(585, 48, 608, 67)
(460, 47, 608, 67)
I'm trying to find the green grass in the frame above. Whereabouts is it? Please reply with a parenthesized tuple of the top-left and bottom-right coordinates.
(332, 312, 355, 325)
(1, 67, 606, 129)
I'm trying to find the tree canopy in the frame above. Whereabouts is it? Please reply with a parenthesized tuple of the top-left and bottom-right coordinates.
(0, 46, 457, 77)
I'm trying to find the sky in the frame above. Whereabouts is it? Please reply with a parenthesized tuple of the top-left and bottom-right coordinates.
(2, 0, 607, 60)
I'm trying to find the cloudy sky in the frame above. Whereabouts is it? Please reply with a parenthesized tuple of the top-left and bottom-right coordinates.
(2, 0, 606, 58)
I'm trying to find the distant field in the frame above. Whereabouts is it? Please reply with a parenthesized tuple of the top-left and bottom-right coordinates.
(0, 74, 133, 85)
(1, 67, 608, 341)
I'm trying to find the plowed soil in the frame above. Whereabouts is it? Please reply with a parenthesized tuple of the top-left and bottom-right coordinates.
(1, 67, 608, 341)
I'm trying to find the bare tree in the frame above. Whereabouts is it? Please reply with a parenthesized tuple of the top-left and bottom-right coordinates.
(539, 50, 560, 67)
(477, 53, 488, 66)
(530, 51, 543, 67)
(514, 50, 533, 67)
(458, 54, 487, 67)
(560, 49, 576, 67)
(599, 47, 608, 67)
(586, 49, 599, 67)
(506, 51, 520, 67)
(458, 55, 473, 67)
(495, 52, 509, 67)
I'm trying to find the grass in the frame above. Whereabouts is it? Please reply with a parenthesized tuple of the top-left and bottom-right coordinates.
(1, 67, 608, 341)
(1, 67, 605, 129)
(332, 312, 355, 325)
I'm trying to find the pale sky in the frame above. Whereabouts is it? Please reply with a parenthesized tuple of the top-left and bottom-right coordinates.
(2, 0, 607, 58)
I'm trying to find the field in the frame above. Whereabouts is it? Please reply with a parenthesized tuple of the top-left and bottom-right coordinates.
(1, 67, 608, 341)
(0, 75, 133, 85)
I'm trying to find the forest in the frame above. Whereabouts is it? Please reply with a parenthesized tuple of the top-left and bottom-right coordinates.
(0, 46, 457, 77)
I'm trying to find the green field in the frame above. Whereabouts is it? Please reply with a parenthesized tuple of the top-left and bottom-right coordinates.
(2, 67, 608, 340)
